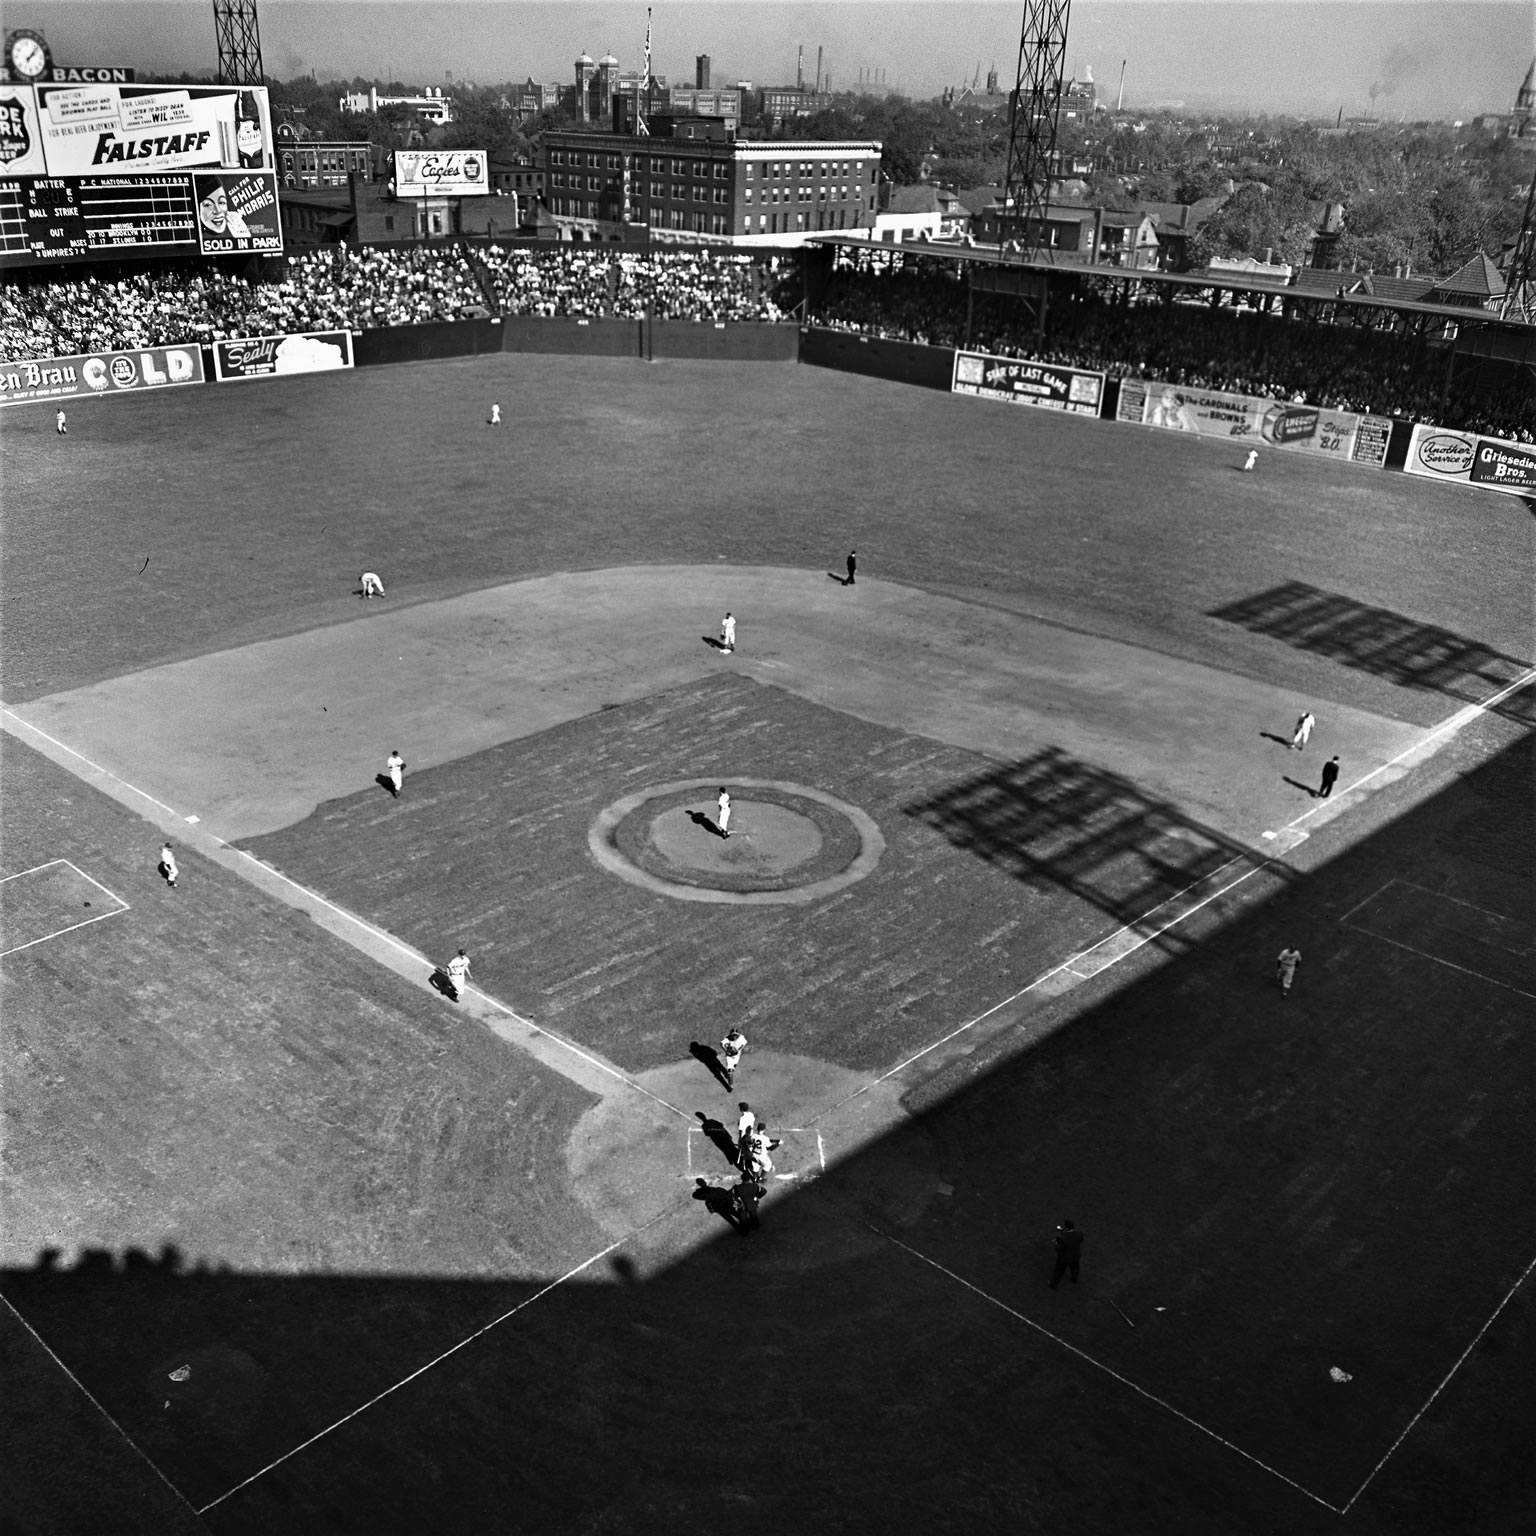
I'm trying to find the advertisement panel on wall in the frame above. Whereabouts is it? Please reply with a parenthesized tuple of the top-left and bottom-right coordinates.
(32, 82, 274, 175)
(952, 349, 1105, 416)
(394, 149, 487, 197)
(1116, 378, 1391, 468)
(1404, 424, 1536, 496)
(0, 343, 204, 405)
(214, 330, 354, 381)
(193, 170, 280, 254)
(0, 82, 281, 266)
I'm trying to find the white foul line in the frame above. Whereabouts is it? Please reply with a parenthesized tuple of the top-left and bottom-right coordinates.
(871, 1225, 1342, 1514)
(0, 1291, 202, 1517)
(0, 702, 691, 1123)
(229, 848, 693, 1123)
(815, 660, 1536, 1119)
(1341, 1249, 1536, 1513)
(197, 1234, 639, 1515)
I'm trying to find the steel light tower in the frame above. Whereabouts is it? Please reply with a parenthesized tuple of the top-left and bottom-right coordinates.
(212, 0, 265, 86)
(1002, 0, 1072, 262)
(1500, 173, 1536, 323)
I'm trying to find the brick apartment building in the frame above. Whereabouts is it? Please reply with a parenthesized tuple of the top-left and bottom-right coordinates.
(541, 123, 882, 244)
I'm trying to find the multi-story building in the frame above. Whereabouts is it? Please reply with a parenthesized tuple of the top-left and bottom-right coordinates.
(541, 124, 882, 243)
(339, 85, 455, 126)
(274, 123, 377, 189)
(512, 77, 562, 118)
(668, 87, 742, 127)
(760, 86, 833, 124)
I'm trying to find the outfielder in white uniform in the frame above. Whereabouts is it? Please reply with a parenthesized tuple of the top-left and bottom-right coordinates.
(1276, 947, 1301, 997)
(158, 843, 179, 888)
(717, 788, 732, 837)
(360, 571, 386, 598)
(445, 948, 472, 1001)
(386, 750, 406, 797)
(721, 612, 736, 652)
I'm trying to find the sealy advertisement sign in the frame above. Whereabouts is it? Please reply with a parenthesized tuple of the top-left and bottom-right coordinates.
(1117, 378, 1391, 467)
(394, 148, 487, 197)
(952, 349, 1104, 416)
(1404, 423, 1536, 496)
(214, 330, 354, 381)
(0, 344, 203, 405)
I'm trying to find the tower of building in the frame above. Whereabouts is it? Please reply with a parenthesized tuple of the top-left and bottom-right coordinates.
(696, 54, 711, 89)
(575, 52, 595, 121)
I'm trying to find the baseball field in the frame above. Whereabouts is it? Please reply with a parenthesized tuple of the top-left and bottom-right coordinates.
(2, 346, 1533, 1535)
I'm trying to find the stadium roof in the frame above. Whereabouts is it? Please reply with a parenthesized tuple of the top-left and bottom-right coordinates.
(806, 234, 1533, 329)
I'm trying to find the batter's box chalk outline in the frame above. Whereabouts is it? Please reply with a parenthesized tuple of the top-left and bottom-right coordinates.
(1337, 878, 1536, 1002)
(0, 858, 130, 958)
(685, 1126, 825, 1180)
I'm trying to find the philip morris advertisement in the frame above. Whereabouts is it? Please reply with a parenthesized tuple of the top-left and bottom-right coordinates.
(31, 82, 274, 175)
(1404, 424, 1536, 497)
(394, 149, 487, 197)
(1116, 378, 1391, 468)
(193, 170, 281, 253)
(952, 350, 1105, 416)
(214, 330, 354, 381)
(0, 344, 204, 405)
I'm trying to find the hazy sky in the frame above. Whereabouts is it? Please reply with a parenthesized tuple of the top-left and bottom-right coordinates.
(4, 1, 1531, 119)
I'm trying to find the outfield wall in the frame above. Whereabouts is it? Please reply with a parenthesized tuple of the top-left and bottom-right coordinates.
(352, 318, 799, 367)
(798, 328, 955, 390)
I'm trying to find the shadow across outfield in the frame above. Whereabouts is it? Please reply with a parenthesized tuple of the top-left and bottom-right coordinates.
(6, 737, 1536, 1536)
(1208, 581, 1536, 724)
(903, 746, 1282, 953)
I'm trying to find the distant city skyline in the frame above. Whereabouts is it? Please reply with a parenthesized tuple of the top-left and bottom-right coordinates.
(4, 1, 1531, 121)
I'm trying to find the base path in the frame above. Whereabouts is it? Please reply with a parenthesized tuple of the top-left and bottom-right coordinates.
(6, 564, 1422, 845)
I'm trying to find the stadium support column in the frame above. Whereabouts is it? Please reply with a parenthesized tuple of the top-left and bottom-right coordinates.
(1500, 173, 1535, 324)
(212, 0, 265, 86)
(1002, 0, 1071, 333)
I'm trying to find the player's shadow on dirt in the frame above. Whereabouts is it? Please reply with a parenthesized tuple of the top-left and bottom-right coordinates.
(686, 810, 726, 838)
(426, 967, 457, 999)
(692, 1178, 745, 1230)
(374, 774, 399, 798)
(1209, 580, 1535, 724)
(905, 746, 1283, 952)
(1282, 776, 1319, 799)
(694, 1112, 741, 1166)
(690, 1041, 731, 1088)
(827, 571, 853, 585)
(701, 636, 729, 651)
(1259, 731, 1294, 748)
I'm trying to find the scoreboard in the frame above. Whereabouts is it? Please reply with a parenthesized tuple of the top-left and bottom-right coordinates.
(0, 81, 281, 267)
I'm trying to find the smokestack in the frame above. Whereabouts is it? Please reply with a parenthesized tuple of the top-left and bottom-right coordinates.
(817, 45, 823, 94)
(1117, 59, 1126, 112)
(696, 54, 710, 90)
(798, 45, 804, 90)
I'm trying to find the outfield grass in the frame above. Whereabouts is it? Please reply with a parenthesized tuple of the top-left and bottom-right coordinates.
(1, 353, 1530, 722)
(3, 352, 1533, 1535)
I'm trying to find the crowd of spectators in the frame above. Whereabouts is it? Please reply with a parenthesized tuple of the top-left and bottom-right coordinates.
(812, 265, 1536, 442)
(2, 244, 1528, 440)
(479, 245, 798, 321)
(480, 247, 792, 321)
(0, 246, 487, 356)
